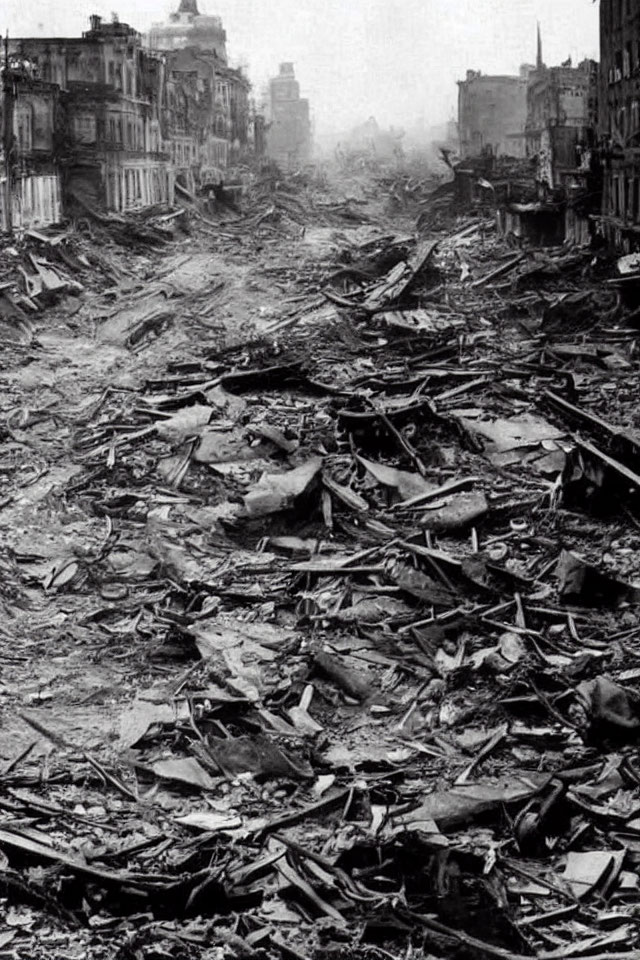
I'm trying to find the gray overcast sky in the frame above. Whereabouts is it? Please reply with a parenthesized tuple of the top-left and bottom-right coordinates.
(4, 1, 600, 134)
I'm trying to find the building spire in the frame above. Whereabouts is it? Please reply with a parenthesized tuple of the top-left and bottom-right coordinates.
(178, 0, 200, 14)
(536, 21, 543, 69)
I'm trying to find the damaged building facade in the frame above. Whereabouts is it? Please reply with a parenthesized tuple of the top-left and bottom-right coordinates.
(525, 56, 598, 190)
(1, 56, 63, 230)
(513, 46, 599, 246)
(1, 3, 254, 230)
(457, 68, 531, 159)
(265, 63, 312, 170)
(2, 17, 178, 226)
(149, 0, 252, 175)
(457, 32, 600, 248)
(599, 0, 640, 248)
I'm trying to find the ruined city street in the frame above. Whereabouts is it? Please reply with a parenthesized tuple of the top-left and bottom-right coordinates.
(0, 157, 639, 959)
(3, 1, 640, 958)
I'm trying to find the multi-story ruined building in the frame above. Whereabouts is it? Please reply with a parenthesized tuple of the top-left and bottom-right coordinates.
(525, 34, 598, 190)
(149, 0, 252, 168)
(521, 31, 599, 245)
(457, 67, 532, 159)
(2, 16, 177, 224)
(599, 0, 640, 247)
(265, 63, 311, 170)
(456, 29, 600, 248)
(1, 5, 255, 229)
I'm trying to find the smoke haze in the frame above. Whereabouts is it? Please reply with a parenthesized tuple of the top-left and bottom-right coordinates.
(4, 0, 599, 136)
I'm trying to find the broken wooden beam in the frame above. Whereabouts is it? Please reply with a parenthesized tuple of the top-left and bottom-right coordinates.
(470, 253, 526, 288)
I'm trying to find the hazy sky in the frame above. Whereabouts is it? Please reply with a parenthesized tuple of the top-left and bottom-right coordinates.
(4, 0, 600, 135)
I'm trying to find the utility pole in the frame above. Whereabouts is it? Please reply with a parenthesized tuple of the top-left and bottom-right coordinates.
(2, 31, 13, 234)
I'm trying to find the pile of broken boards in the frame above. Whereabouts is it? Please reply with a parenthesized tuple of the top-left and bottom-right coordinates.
(225, 168, 374, 239)
(0, 211, 182, 347)
(4, 218, 640, 960)
(380, 171, 445, 217)
(0, 230, 90, 345)
(72, 195, 187, 248)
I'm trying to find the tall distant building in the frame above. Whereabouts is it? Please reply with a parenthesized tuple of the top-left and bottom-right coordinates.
(265, 63, 311, 169)
(457, 67, 531, 159)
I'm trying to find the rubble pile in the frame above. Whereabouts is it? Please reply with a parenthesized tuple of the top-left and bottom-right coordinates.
(223, 167, 377, 239)
(2, 171, 640, 959)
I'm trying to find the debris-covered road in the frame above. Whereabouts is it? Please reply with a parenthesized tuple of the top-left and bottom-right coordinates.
(1, 166, 640, 959)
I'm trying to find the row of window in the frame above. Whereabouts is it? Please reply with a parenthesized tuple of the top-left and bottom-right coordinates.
(17, 104, 211, 162)
(610, 41, 640, 83)
(172, 140, 198, 165)
(106, 114, 147, 150)
(34, 54, 137, 92)
(107, 59, 137, 97)
(70, 112, 161, 153)
(107, 166, 172, 212)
